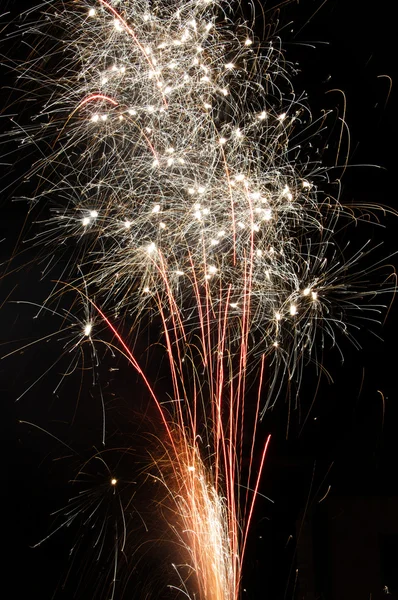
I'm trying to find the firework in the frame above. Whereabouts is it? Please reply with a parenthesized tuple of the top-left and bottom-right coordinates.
(3, 0, 393, 598)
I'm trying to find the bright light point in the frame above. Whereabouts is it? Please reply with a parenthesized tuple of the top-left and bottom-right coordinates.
(202, 208, 210, 215)
(110, 478, 117, 486)
(143, 287, 150, 293)
(101, 114, 108, 121)
(152, 204, 160, 213)
(275, 312, 281, 321)
(124, 220, 131, 229)
(90, 210, 98, 218)
(273, 341, 279, 347)
(194, 210, 202, 219)
(198, 186, 205, 194)
(283, 186, 293, 201)
(230, 302, 238, 308)
(210, 239, 218, 246)
(217, 230, 225, 237)
(152, 159, 159, 167)
(278, 113, 286, 121)
(208, 265, 217, 274)
(302, 180, 310, 188)
(84, 323, 92, 336)
(258, 111, 267, 120)
(88, 8, 96, 17)
(128, 109, 137, 116)
(203, 102, 212, 109)
(176, 270, 184, 276)
(147, 242, 156, 254)
(238, 222, 245, 229)
(245, 38, 253, 46)
(188, 466, 195, 472)
(221, 88, 228, 96)
(235, 174, 245, 182)
(167, 158, 174, 166)
(159, 222, 166, 229)
(114, 19, 123, 31)
(311, 291, 318, 300)
(256, 249, 262, 257)
(219, 137, 227, 145)
(290, 304, 297, 316)
(91, 114, 99, 122)
(82, 217, 90, 226)
(225, 62, 234, 70)
(303, 287, 310, 296)
(263, 209, 272, 221)
(101, 77, 108, 85)
(235, 128, 242, 138)
(166, 147, 174, 154)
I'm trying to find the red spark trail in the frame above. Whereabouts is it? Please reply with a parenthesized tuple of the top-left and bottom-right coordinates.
(241, 434, 271, 561)
(78, 94, 119, 108)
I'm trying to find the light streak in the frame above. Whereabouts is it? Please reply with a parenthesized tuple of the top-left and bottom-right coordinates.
(78, 94, 119, 108)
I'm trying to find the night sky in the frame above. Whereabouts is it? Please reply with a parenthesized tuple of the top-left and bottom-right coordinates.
(1, 1, 396, 599)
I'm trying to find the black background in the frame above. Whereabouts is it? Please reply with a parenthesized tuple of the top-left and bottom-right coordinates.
(1, 0, 396, 598)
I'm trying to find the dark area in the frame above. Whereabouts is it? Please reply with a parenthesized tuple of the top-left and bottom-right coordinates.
(1, 1, 396, 599)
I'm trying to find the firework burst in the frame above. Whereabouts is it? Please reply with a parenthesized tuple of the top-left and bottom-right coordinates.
(2, 0, 394, 598)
